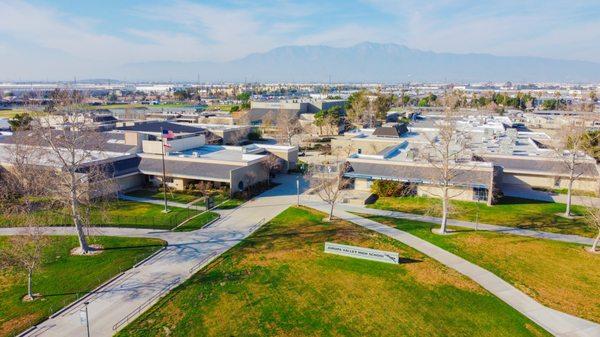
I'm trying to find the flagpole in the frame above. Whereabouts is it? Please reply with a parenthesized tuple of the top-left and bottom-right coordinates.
(160, 127, 169, 213)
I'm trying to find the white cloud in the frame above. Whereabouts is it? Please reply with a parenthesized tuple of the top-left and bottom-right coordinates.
(364, 0, 600, 62)
(0, 0, 598, 80)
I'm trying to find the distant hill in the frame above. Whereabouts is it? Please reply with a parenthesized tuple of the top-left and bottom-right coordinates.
(121, 42, 600, 83)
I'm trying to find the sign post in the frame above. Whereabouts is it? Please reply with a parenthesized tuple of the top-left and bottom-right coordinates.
(324, 242, 399, 264)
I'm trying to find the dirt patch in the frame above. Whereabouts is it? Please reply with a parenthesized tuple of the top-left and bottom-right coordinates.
(0, 312, 40, 337)
(406, 261, 485, 294)
(21, 293, 42, 302)
(70, 244, 103, 256)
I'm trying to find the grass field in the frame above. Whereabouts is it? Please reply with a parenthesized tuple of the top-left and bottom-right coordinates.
(190, 194, 245, 210)
(361, 215, 600, 323)
(152, 103, 194, 108)
(116, 207, 549, 337)
(206, 104, 233, 111)
(0, 200, 217, 230)
(214, 198, 244, 210)
(533, 187, 598, 197)
(0, 109, 36, 119)
(173, 212, 220, 232)
(126, 189, 201, 204)
(0, 111, 16, 118)
(85, 104, 145, 110)
(370, 196, 594, 237)
(0, 235, 165, 337)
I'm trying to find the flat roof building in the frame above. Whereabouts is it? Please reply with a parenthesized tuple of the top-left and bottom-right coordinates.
(339, 115, 600, 203)
(0, 120, 298, 196)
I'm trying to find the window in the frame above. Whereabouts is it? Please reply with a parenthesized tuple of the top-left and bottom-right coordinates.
(357, 148, 362, 154)
(473, 187, 488, 201)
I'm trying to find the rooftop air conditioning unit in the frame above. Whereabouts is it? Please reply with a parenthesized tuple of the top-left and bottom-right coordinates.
(192, 151, 199, 157)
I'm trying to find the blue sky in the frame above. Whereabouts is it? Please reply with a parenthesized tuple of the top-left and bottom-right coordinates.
(1, 0, 599, 80)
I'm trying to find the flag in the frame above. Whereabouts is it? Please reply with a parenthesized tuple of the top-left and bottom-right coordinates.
(162, 129, 175, 140)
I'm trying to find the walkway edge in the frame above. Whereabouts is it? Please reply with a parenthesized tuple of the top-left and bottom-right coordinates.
(338, 203, 595, 246)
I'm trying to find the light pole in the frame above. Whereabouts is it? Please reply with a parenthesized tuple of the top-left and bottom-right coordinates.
(160, 128, 169, 213)
(80, 301, 90, 337)
(296, 177, 300, 206)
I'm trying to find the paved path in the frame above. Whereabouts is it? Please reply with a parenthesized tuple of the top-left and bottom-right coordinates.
(337, 203, 596, 246)
(303, 199, 600, 337)
(2, 174, 304, 337)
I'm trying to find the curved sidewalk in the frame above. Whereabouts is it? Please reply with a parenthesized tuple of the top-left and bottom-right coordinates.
(338, 203, 595, 246)
(304, 200, 600, 337)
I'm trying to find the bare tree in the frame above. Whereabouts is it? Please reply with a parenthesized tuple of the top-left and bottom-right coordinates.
(0, 225, 49, 301)
(421, 96, 475, 234)
(584, 203, 600, 253)
(308, 155, 350, 221)
(552, 119, 597, 217)
(275, 112, 302, 146)
(19, 90, 118, 254)
(262, 154, 283, 186)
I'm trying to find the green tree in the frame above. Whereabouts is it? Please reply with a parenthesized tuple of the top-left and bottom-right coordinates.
(173, 89, 191, 101)
(346, 91, 369, 127)
(373, 94, 394, 122)
(8, 113, 33, 131)
(237, 92, 251, 101)
(314, 106, 341, 135)
(237, 92, 251, 109)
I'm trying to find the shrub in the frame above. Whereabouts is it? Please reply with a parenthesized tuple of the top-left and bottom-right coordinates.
(248, 130, 262, 141)
(371, 180, 415, 197)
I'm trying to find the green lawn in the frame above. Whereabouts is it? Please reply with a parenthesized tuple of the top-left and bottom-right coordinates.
(533, 187, 598, 197)
(0, 111, 16, 118)
(0, 200, 207, 230)
(191, 194, 245, 210)
(361, 215, 600, 324)
(370, 196, 594, 237)
(206, 104, 233, 111)
(116, 207, 549, 337)
(173, 212, 220, 232)
(0, 235, 165, 337)
(85, 104, 145, 110)
(126, 189, 201, 204)
(153, 103, 194, 108)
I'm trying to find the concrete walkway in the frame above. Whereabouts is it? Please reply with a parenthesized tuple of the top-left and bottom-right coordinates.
(338, 203, 596, 246)
(303, 200, 600, 337)
(2, 174, 304, 337)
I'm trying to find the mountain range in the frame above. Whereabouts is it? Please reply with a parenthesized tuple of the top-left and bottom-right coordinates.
(120, 42, 600, 83)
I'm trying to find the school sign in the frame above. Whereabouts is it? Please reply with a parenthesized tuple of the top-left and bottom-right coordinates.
(324, 242, 399, 264)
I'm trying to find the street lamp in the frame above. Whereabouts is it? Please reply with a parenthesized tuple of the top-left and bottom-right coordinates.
(296, 177, 300, 206)
(79, 301, 90, 337)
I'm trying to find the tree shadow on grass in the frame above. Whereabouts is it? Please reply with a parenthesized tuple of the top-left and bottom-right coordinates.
(98, 243, 165, 251)
(398, 257, 421, 264)
(495, 197, 551, 205)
